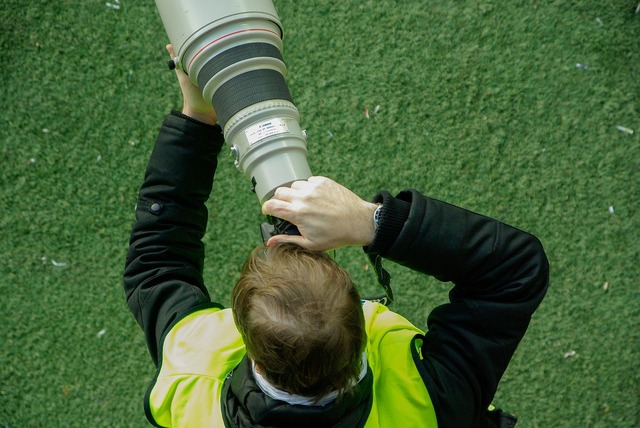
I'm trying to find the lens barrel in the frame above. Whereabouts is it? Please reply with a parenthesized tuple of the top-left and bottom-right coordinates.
(154, 0, 312, 204)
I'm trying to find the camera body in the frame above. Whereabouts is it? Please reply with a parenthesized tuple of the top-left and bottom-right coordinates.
(154, 0, 312, 205)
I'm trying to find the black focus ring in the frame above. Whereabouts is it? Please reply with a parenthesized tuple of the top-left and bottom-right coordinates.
(212, 69, 293, 127)
(196, 42, 284, 90)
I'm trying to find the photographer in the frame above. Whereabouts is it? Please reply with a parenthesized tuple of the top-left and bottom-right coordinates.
(123, 46, 549, 428)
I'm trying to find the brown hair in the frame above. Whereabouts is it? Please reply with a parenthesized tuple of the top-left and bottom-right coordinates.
(232, 243, 366, 398)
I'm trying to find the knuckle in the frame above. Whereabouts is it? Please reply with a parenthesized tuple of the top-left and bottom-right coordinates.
(273, 187, 287, 199)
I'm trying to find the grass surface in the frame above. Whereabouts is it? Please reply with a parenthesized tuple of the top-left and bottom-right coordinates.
(1, 1, 639, 426)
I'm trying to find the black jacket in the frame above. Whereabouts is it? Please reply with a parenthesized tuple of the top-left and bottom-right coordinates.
(124, 111, 549, 427)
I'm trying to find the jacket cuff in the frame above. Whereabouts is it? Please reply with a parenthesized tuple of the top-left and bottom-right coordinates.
(170, 110, 221, 130)
(365, 190, 411, 256)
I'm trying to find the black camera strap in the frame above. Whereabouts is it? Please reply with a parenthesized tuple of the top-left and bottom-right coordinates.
(363, 253, 394, 306)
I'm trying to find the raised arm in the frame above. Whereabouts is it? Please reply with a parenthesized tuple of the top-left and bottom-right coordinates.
(264, 180, 549, 427)
(123, 46, 222, 366)
(367, 189, 549, 426)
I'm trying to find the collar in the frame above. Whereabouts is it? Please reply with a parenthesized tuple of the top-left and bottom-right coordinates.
(251, 352, 368, 406)
(221, 355, 373, 428)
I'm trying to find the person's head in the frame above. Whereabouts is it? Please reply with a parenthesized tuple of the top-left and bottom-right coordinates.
(232, 243, 366, 399)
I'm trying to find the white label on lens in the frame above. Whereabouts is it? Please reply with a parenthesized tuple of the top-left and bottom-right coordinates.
(245, 119, 289, 145)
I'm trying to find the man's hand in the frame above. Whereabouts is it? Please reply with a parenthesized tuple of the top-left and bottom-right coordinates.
(166, 44, 218, 125)
(262, 176, 379, 252)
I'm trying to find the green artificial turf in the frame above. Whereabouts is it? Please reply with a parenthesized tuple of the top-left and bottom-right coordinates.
(1, 1, 638, 426)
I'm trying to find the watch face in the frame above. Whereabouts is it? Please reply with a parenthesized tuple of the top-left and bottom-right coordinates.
(374, 205, 382, 228)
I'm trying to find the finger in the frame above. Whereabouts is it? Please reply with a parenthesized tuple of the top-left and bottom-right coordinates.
(307, 176, 330, 184)
(166, 44, 175, 56)
(289, 179, 311, 190)
(266, 234, 308, 248)
(272, 186, 299, 202)
(262, 198, 292, 217)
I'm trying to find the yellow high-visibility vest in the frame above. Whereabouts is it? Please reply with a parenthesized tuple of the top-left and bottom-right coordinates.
(147, 301, 438, 427)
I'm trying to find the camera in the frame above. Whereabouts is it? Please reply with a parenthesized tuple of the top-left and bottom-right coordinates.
(154, 0, 312, 207)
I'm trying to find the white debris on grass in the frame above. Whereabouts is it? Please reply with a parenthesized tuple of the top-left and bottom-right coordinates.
(326, 131, 334, 139)
(615, 125, 634, 135)
(42, 256, 67, 267)
(575, 63, 589, 70)
(96, 328, 107, 339)
(106, 0, 120, 10)
(595, 17, 604, 26)
(364, 105, 381, 119)
(608, 206, 614, 215)
(603, 282, 609, 292)
(563, 350, 577, 359)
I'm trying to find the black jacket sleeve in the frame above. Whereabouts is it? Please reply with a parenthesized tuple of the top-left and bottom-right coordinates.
(366, 190, 549, 428)
(123, 111, 225, 366)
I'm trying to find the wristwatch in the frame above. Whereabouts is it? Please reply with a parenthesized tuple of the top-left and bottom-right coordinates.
(373, 204, 383, 231)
